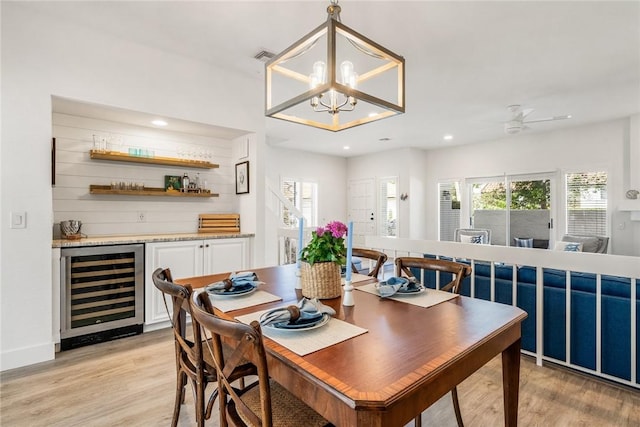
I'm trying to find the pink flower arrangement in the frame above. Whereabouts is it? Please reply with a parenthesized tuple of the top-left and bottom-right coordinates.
(301, 220, 348, 265)
(315, 221, 348, 239)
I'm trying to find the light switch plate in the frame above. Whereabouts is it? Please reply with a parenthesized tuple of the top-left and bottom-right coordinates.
(10, 211, 27, 229)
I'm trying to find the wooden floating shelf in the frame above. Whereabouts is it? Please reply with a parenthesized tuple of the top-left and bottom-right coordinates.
(89, 150, 219, 169)
(89, 185, 218, 198)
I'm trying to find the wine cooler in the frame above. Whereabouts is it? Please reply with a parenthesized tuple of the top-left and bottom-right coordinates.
(60, 244, 144, 350)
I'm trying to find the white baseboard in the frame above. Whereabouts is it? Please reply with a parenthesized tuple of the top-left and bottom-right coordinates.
(0, 341, 55, 372)
(142, 321, 171, 333)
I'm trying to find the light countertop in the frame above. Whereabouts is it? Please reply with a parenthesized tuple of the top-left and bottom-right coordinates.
(52, 232, 254, 248)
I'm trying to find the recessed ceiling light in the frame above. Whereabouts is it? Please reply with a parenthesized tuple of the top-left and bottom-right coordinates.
(152, 119, 168, 126)
(343, 146, 350, 150)
(368, 112, 378, 118)
(443, 134, 453, 141)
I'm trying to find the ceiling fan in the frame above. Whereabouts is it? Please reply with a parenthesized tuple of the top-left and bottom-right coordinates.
(504, 105, 572, 135)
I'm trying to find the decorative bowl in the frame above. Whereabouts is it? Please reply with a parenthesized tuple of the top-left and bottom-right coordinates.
(60, 220, 82, 237)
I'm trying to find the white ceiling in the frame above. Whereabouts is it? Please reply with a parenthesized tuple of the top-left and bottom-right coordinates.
(35, 1, 640, 157)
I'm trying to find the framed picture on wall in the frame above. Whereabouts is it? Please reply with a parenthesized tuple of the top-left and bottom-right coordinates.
(235, 161, 249, 194)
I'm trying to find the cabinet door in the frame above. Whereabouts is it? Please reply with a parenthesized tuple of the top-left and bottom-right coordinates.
(203, 238, 249, 276)
(145, 240, 204, 325)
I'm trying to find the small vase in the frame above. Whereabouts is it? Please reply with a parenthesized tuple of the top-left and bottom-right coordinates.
(300, 261, 342, 299)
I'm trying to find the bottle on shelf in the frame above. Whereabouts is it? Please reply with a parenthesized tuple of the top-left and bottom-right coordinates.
(195, 173, 201, 192)
(182, 173, 190, 192)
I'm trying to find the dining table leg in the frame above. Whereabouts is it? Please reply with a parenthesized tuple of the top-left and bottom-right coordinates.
(502, 338, 521, 427)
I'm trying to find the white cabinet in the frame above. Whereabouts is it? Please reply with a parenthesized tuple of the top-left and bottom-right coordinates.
(203, 238, 249, 275)
(145, 238, 250, 327)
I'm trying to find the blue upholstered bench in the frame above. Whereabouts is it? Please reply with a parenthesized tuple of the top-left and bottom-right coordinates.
(416, 255, 639, 384)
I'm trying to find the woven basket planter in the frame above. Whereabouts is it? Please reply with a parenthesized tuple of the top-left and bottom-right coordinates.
(300, 261, 342, 299)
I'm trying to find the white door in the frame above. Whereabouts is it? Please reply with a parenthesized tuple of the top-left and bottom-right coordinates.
(348, 179, 376, 247)
(145, 240, 204, 325)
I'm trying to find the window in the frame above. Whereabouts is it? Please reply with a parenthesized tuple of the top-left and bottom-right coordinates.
(378, 177, 397, 237)
(280, 179, 317, 265)
(565, 172, 607, 235)
(438, 182, 460, 241)
(281, 179, 317, 227)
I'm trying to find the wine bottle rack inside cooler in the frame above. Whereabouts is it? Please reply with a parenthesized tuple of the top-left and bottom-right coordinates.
(60, 244, 144, 349)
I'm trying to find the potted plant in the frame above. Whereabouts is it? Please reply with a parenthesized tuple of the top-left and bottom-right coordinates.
(300, 221, 348, 299)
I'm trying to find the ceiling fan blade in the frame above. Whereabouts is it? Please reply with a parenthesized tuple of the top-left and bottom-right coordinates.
(521, 108, 535, 119)
(523, 115, 571, 124)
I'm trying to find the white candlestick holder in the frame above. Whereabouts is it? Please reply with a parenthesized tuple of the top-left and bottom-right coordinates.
(342, 280, 354, 306)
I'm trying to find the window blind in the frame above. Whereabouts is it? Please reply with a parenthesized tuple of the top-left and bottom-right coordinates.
(565, 172, 607, 235)
(439, 182, 460, 241)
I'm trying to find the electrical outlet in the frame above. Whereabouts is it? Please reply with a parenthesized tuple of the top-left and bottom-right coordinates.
(137, 212, 146, 222)
(10, 211, 27, 229)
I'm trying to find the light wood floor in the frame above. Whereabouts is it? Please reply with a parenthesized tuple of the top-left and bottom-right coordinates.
(1, 329, 638, 426)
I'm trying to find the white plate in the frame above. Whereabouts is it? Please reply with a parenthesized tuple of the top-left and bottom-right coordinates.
(262, 313, 330, 333)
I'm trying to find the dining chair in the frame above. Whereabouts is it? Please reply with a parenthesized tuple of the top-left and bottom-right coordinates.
(189, 290, 333, 427)
(395, 257, 472, 427)
(151, 268, 255, 427)
(351, 248, 388, 278)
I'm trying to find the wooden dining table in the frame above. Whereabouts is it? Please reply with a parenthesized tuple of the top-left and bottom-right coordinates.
(178, 263, 527, 427)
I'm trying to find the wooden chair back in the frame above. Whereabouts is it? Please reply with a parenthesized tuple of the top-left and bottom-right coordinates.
(151, 268, 200, 370)
(190, 291, 272, 427)
(395, 257, 472, 294)
(351, 248, 387, 278)
(395, 258, 471, 427)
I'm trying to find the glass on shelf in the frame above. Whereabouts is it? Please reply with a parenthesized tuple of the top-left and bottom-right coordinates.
(93, 134, 107, 152)
(107, 135, 123, 152)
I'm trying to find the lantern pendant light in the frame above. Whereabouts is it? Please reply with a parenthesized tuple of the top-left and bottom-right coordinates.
(265, 0, 405, 132)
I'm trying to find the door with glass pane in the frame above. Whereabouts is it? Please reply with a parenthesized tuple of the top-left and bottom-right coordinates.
(469, 174, 553, 247)
(378, 177, 398, 237)
(281, 179, 317, 264)
(509, 177, 552, 248)
(471, 178, 508, 245)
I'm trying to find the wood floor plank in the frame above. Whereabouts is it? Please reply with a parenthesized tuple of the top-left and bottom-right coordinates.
(1, 329, 638, 426)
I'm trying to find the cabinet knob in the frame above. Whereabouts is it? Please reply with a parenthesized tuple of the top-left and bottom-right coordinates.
(199, 245, 204, 248)
(205, 244, 210, 248)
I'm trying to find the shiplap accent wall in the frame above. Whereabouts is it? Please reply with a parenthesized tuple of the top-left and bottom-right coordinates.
(53, 113, 237, 236)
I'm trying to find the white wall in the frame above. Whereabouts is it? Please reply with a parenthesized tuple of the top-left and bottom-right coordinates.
(348, 147, 428, 239)
(263, 147, 347, 266)
(53, 113, 239, 236)
(1, 3, 264, 370)
(349, 119, 637, 256)
(423, 119, 638, 256)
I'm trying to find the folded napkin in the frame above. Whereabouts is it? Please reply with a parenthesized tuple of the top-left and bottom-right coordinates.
(206, 271, 260, 293)
(259, 298, 336, 327)
(376, 276, 423, 297)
